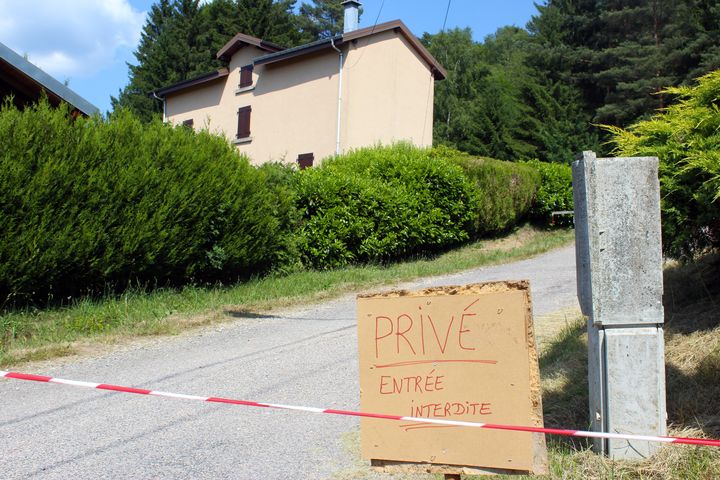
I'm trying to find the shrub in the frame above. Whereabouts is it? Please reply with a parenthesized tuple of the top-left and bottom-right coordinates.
(523, 159, 573, 225)
(0, 100, 298, 305)
(295, 144, 477, 268)
(605, 70, 720, 259)
(434, 146, 541, 233)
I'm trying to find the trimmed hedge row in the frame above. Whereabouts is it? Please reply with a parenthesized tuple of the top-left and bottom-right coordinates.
(293, 144, 554, 268)
(523, 159, 574, 223)
(0, 101, 296, 303)
(433, 146, 541, 233)
(295, 144, 477, 268)
(0, 100, 572, 305)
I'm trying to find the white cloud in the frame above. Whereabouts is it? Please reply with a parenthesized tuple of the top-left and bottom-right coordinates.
(0, 0, 145, 78)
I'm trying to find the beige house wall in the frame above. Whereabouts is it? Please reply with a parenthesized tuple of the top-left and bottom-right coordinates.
(165, 46, 264, 136)
(247, 52, 339, 164)
(164, 30, 436, 166)
(342, 30, 434, 151)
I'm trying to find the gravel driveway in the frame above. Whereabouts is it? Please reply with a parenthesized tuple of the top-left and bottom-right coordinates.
(0, 244, 578, 479)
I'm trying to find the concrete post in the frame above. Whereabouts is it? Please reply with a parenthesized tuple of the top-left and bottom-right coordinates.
(572, 151, 667, 459)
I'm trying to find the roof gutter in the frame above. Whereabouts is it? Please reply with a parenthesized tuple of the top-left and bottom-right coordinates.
(331, 37, 343, 156)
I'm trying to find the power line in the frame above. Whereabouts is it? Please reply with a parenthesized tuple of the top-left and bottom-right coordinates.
(345, 0, 386, 69)
(371, 0, 386, 34)
(441, 0, 452, 32)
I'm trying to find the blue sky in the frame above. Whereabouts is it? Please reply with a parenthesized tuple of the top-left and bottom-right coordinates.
(0, 1, 540, 115)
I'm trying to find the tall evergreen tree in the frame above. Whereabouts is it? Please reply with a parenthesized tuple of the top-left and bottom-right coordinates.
(529, 0, 720, 128)
(112, 0, 210, 121)
(111, 0, 176, 120)
(687, 0, 720, 78)
(198, 0, 303, 51)
(297, 0, 348, 41)
(423, 27, 595, 163)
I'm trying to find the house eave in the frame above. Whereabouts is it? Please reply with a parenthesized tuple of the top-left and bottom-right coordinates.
(153, 68, 230, 98)
(0, 41, 100, 115)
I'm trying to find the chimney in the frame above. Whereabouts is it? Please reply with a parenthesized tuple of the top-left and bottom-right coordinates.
(342, 0, 361, 33)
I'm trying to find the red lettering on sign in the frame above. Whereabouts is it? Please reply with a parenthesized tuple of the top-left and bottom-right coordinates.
(396, 314, 416, 355)
(375, 316, 393, 359)
(458, 313, 476, 351)
(428, 314, 454, 354)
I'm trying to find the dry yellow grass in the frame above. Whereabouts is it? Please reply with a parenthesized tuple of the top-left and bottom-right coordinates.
(337, 254, 720, 479)
(525, 253, 720, 479)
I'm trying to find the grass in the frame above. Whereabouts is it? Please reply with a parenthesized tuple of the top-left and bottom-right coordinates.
(0, 224, 573, 367)
(333, 253, 720, 480)
(500, 252, 720, 479)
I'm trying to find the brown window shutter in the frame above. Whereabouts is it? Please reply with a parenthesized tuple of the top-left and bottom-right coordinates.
(239, 65, 254, 88)
(182, 119, 194, 128)
(237, 106, 251, 139)
(297, 153, 314, 169)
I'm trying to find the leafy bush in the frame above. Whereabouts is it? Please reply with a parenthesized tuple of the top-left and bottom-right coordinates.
(0, 100, 298, 305)
(605, 70, 720, 259)
(295, 144, 477, 268)
(524, 159, 573, 225)
(434, 146, 541, 233)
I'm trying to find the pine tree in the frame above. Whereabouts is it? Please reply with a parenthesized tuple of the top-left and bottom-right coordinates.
(111, 0, 174, 120)
(112, 0, 208, 121)
(687, 0, 720, 78)
(529, 0, 720, 128)
(297, 0, 348, 41)
(198, 0, 303, 50)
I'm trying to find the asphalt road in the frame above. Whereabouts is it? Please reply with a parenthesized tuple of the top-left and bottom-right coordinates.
(0, 244, 578, 479)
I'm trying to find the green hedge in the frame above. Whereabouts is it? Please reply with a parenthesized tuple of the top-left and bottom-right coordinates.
(1, 99, 575, 305)
(0, 101, 297, 304)
(434, 147, 541, 233)
(523, 159, 573, 224)
(295, 144, 477, 268)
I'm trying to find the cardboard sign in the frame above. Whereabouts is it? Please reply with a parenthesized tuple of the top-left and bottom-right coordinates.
(357, 281, 547, 475)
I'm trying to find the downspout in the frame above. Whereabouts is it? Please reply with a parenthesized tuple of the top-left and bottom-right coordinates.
(330, 37, 343, 155)
(152, 91, 166, 123)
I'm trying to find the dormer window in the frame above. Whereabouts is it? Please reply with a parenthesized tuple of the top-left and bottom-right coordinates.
(239, 65, 253, 88)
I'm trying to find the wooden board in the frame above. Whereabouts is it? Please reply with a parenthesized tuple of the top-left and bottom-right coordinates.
(357, 281, 547, 475)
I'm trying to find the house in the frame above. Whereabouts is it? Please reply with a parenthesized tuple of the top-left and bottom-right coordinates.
(0, 41, 99, 116)
(154, 1, 446, 167)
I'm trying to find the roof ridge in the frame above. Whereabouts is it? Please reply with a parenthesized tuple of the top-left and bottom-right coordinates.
(253, 20, 446, 80)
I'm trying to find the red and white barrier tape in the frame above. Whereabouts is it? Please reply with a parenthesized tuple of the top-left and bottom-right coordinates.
(2, 370, 719, 448)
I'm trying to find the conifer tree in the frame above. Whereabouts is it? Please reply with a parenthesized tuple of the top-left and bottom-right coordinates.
(529, 0, 720, 127)
(112, 0, 209, 121)
(198, 0, 303, 51)
(297, 0, 347, 41)
(422, 27, 594, 163)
